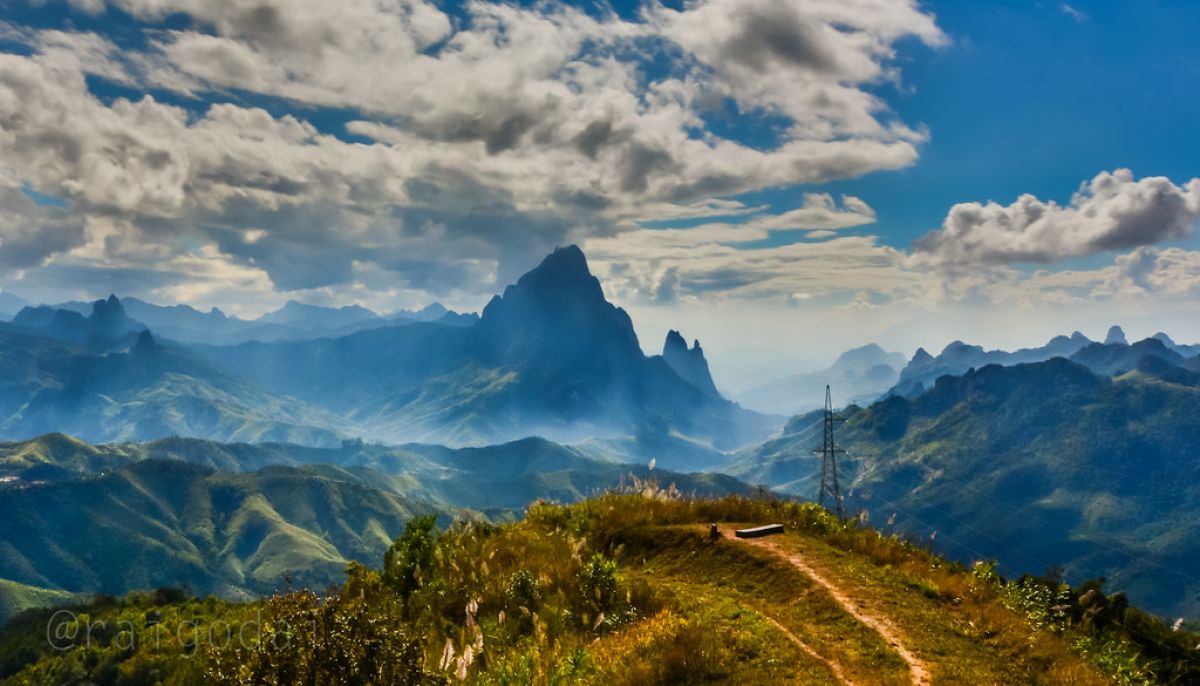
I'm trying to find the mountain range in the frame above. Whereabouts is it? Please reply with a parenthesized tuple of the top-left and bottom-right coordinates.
(9, 295, 144, 350)
(732, 353, 1200, 619)
(0, 247, 778, 460)
(0, 431, 751, 620)
(195, 246, 778, 452)
(737, 343, 907, 414)
(20, 295, 477, 346)
(3, 243, 1200, 628)
(890, 325, 1200, 398)
(0, 326, 349, 446)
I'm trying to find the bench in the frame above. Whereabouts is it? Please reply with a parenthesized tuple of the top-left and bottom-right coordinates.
(734, 524, 784, 539)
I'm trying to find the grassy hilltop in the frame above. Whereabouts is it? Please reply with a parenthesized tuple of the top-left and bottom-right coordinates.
(1, 491, 1197, 685)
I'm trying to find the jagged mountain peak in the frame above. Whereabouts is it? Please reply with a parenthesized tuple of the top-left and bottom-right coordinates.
(1105, 325, 1127, 345)
(1045, 331, 1093, 349)
(539, 242, 588, 271)
(92, 294, 126, 317)
(10, 294, 143, 344)
(1152, 331, 1176, 347)
(831, 343, 903, 372)
(88, 294, 141, 339)
(941, 340, 984, 354)
(662, 329, 719, 397)
(485, 245, 603, 311)
(131, 329, 160, 358)
(418, 302, 447, 317)
(664, 329, 688, 353)
(480, 245, 638, 350)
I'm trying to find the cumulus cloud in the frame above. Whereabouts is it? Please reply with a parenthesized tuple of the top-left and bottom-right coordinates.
(911, 169, 1200, 268)
(1104, 246, 1200, 298)
(0, 0, 947, 310)
(749, 194, 877, 231)
(0, 181, 87, 269)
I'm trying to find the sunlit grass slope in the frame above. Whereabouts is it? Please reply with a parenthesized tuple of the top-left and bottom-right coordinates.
(2, 491, 1196, 685)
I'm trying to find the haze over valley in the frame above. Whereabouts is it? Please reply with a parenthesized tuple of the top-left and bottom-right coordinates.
(2, 0, 1199, 682)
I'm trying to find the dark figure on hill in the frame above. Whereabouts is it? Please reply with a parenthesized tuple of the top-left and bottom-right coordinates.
(709, 523, 721, 542)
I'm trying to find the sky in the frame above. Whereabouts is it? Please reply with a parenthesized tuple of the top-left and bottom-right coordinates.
(1, 0, 1199, 389)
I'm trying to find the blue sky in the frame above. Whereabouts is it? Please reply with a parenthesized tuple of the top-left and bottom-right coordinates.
(842, 1, 1200, 248)
(714, 0, 1200, 252)
(1, 0, 1199, 376)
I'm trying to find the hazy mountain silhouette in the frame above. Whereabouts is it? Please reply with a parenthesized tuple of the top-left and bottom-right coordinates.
(42, 295, 476, 345)
(0, 326, 347, 445)
(1104, 325, 1129, 345)
(737, 343, 906, 414)
(661, 330, 720, 397)
(1150, 331, 1200, 357)
(891, 331, 1098, 397)
(200, 245, 779, 453)
(258, 300, 378, 329)
(10, 295, 145, 348)
(0, 292, 30, 323)
(1069, 338, 1183, 375)
(893, 326, 1200, 397)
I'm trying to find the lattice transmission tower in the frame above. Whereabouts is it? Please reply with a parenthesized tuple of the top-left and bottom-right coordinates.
(814, 385, 847, 518)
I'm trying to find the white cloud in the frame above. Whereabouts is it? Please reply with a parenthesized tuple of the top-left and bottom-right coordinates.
(0, 179, 87, 269)
(1104, 246, 1200, 299)
(583, 194, 917, 305)
(911, 169, 1200, 268)
(0, 0, 947, 310)
(1060, 3, 1089, 23)
(17, 0, 1200, 338)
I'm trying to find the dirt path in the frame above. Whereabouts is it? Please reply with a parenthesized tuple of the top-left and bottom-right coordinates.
(735, 536, 932, 686)
(757, 611, 856, 686)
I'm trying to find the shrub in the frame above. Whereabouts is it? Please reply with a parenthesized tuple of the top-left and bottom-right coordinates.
(384, 515, 439, 605)
(578, 554, 619, 616)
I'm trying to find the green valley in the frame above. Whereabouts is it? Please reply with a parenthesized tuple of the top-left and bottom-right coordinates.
(732, 357, 1200, 620)
(2, 494, 1194, 685)
(0, 433, 751, 622)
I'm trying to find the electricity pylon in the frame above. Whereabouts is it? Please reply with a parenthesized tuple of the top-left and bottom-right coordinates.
(814, 385, 846, 518)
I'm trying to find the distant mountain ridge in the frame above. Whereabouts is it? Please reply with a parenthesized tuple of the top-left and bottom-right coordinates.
(1069, 338, 1183, 375)
(888, 325, 1200, 397)
(199, 245, 779, 452)
(37, 295, 476, 345)
(732, 355, 1200, 619)
(10, 295, 145, 349)
(737, 343, 906, 414)
(892, 332, 1096, 397)
(0, 326, 348, 446)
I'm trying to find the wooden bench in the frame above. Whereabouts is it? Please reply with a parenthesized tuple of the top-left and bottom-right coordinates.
(734, 524, 784, 539)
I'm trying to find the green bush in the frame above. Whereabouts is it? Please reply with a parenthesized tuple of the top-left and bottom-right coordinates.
(383, 515, 438, 605)
(578, 554, 619, 616)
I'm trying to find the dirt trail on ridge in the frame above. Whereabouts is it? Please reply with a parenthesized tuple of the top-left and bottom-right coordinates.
(735, 535, 932, 686)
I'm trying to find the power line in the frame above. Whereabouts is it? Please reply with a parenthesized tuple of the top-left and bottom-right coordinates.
(814, 385, 846, 519)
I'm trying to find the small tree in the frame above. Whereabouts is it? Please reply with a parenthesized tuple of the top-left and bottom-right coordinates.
(384, 515, 439, 605)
